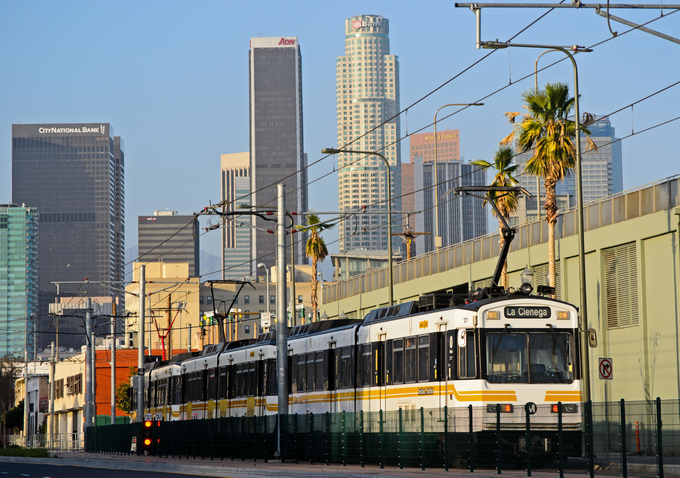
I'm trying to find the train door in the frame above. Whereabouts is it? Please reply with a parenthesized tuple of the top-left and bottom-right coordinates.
(328, 342, 336, 414)
(257, 355, 266, 416)
(437, 323, 448, 414)
(377, 334, 387, 411)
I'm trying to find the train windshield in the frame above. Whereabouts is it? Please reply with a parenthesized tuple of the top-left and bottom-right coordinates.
(485, 331, 573, 384)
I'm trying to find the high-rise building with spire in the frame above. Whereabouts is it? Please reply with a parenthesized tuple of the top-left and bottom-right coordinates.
(336, 14, 401, 253)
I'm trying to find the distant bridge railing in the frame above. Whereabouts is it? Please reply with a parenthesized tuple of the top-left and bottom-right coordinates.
(323, 175, 680, 305)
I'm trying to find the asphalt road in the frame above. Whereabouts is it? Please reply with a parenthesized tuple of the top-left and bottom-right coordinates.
(0, 462, 215, 478)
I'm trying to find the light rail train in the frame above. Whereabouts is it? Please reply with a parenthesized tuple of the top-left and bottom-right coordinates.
(131, 284, 583, 458)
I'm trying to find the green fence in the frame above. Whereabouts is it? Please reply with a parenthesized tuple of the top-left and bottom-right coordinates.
(86, 399, 680, 475)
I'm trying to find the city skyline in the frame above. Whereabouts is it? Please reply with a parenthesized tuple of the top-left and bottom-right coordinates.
(1, 2, 678, 283)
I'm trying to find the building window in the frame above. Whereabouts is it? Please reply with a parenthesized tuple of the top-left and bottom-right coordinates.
(245, 325, 251, 334)
(259, 295, 264, 304)
(244, 295, 250, 304)
(207, 296, 212, 305)
(270, 295, 275, 305)
(232, 295, 238, 304)
(298, 295, 303, 304)
(200, 296, 204, 305)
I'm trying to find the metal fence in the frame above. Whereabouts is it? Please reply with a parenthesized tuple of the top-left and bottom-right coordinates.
(84, 399, 680, 475)
(7, 433, 84, 451)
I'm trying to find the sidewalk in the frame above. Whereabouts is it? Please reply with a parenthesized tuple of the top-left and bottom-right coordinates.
(0, 451, 660, 478)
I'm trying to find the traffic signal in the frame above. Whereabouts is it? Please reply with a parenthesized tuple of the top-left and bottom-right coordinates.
(141, 420, 153, 455)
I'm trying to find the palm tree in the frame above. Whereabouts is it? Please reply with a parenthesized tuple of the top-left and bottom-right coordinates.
(471, 146, 519, 289)
(501, 82, 594, 291)
(302, 213, 334, 321)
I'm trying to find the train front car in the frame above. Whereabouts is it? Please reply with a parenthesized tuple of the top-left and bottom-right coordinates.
(455, 293, 582, 461)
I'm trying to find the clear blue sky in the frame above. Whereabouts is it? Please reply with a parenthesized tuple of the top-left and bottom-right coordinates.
(1, 1, 678, 277)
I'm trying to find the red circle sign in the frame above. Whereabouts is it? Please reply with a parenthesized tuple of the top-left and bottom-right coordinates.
(599, 358, 613, 379)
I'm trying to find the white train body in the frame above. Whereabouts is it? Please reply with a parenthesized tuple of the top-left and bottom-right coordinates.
(136, 293, 581, 435)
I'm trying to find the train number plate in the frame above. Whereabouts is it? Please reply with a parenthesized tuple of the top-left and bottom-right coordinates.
(504, 306, 551, 319)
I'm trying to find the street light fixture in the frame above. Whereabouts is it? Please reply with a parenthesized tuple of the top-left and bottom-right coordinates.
(433, 103, 484, 250)
(481, 40, 591, 402)
(322, 147, 394, 306)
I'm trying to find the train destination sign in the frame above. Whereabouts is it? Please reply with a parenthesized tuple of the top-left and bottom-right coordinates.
(504, 306, 551, 319)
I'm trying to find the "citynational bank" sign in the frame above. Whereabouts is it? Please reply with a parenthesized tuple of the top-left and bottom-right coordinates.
(38, 125, 106, 135)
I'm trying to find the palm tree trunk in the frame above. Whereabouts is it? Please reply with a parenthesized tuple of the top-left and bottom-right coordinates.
(544, 176, 558, 297)
(311, 257, 318, 321)
(498, 218, 508, 289)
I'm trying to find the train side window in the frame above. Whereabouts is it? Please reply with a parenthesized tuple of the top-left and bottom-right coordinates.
(340, 347, 353, 389)
(219, 367, 228, 399)
(326, 349, 336, 391)
(248, 363, 256, 396)
(405, 337, 417, 383)
(306, 353, 315, 392)
(458, 330, 477, 379)
(362, 344, 372, 387)
(393, 339, 404, 384)
(315, 352, 325, 391)
(297, 354, 306, 392)
(235, 365, 243, 397)
(268, 359, 278, 395)
(290, 355, 298, 393)
(207, 369, 217, 400)
(418, 335, 430, 382)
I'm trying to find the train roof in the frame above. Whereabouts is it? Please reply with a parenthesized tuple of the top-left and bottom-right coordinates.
(256, 318, 362, 344)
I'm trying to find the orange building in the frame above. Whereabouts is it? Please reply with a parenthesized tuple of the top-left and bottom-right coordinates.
(409, 129, 460, 163)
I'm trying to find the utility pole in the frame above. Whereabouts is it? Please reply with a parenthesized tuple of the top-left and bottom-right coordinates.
(84, 297, 94, 429)
(166, 294, 172, 359)
(111, 301, 116, 426)
(49, 342, 55, 448)
(23, 318, 28, 446)
(275, 183, 288, 459)
(188, 323, 192, 353)
(137, 265, 145, 423)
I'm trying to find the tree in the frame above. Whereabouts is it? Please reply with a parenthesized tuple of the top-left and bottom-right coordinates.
(115, 367, 136, 416)
(301, 214, 334, 321)
(471, 146, 519, 289)
(501, 82, 594, 291)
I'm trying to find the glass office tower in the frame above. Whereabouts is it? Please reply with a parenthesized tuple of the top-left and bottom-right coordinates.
(0, 204, 38, 358)
(138, 211, 200, 277)
(249, 37, 307, 272)
(11, 123, 124, 346)
(336, 14, 401, 253)
(221, 152, 252, 279)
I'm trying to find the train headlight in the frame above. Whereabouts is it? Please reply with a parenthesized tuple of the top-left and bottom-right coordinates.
(551, 404, 578, 413)
(557, 311, 569, 320)
(486, 404, 514, 413)
(487, 311, 499, 320)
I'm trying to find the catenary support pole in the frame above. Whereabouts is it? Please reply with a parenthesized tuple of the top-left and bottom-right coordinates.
(111, 301, 117, 425)
(275, 184, 288, 458)
(137, 265, 145, 422)
(85, 297, 93, 428)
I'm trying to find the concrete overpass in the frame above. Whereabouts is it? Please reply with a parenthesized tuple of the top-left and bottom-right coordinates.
(322, 174, 680, 402)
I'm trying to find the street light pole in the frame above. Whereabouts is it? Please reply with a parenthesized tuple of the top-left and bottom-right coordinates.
(322, 147, 394, 306)
(433, 103, 484, 250)
(481, 41, 591, 402)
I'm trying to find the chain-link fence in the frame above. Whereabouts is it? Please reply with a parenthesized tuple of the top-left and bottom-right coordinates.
(84, 399, 680, 476)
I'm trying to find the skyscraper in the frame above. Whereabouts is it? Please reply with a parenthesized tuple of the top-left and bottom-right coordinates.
(11, 123, 125, 344)
(0, 204, 38, 357)
(138, 211, 200, 277)
(221, 152, 252, 280)
(249, 37, 307, 272)
(512, 116, 623, 223)
(336, 14, 401, 253)
(413, 158, 487, 253)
